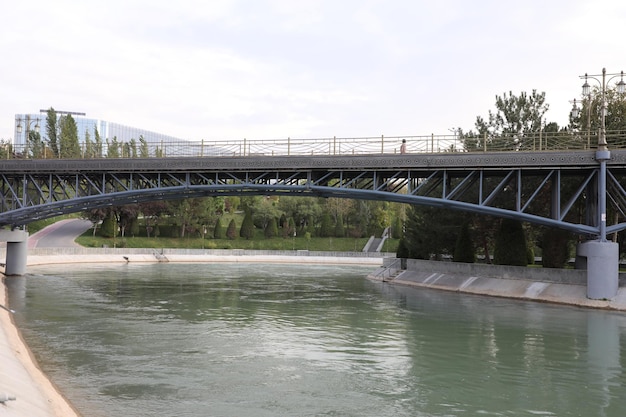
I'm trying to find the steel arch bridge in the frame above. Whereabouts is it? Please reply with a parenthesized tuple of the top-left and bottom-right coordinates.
(2, 150, 626, 238)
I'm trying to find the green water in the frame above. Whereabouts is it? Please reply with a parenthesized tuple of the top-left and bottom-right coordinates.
(7, 263, 626, 416)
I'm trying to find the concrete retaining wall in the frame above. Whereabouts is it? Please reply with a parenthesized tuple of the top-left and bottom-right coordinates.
(373, 258, 626, 310)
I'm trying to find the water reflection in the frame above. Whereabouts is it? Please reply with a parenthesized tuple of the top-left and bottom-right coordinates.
(6, 264, 626, 417)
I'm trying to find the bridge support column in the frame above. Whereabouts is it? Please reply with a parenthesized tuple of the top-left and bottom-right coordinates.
(0, 230, 28, 276)
(576, 240, 619, 300)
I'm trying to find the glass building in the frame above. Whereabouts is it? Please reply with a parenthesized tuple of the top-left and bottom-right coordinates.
(14, 110, 188, 152)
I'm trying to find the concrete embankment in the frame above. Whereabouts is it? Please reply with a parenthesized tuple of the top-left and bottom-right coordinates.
(368, 258, 626, 311)
(25, 248, 388, 266)
(0, 279, 81, 417)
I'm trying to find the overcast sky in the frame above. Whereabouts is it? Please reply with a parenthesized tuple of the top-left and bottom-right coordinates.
(2, 0, 625, 142)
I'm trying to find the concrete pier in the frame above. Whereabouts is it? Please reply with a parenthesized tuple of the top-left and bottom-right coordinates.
(576, 240, 619, 300)
(0, 230, 28, 276)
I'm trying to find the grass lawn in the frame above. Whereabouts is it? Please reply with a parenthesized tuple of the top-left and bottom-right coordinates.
(76, 233, 399, 252)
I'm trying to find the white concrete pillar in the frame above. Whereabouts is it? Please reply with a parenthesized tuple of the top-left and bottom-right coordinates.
(577, 240, 619, 300)
(0, 230, 29, 276)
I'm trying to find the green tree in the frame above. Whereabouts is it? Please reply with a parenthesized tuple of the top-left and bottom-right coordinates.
(466, 90, 549, 151)
(225, 196, 240, 213)
(334, 214, 345, 237)
(139, 201, 169, 238)
(100, 211, 117, 238)
(391, 216, 403, 239)
(396, 237, 410, 259)
(239, 210, 255, 239)
(84, 207, 107, 236)
(94, 127, 103, 157)
(493, 219, 528, 266)
(319, 213, 334, 237)
(226, 219, 237, 240)
(571, 87, 626, 147)
(27, 130, 45, 158)
(168, 198, 220, 238)
(129, 138, 138, 158)
(453, 221, 475, 263)
(214, 217, 225, 239)
(139, 135, 149, 157)
(281, 216, 294, 238)
(403, 206, 464, 260)
(58, 114, 81, 158)
(45, 107, 59, 157)
(114, 204, 140, 238)
(265, 217, 279, 238)
(107, 136, 121, 158)
(253, 197, 283, 230)
(539, 228, 572, 268)
(84, 128, 96, 158)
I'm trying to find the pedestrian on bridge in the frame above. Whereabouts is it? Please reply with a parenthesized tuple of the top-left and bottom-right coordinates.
(400, 139, 407, 154)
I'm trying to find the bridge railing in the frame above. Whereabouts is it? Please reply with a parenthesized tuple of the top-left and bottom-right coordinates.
(5, 130, 626, 159)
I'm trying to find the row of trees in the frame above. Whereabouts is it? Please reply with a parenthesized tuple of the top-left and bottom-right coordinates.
(87, 195, 406, 243)
(399, 84, 626, 267)
(22, 108, 159, 159)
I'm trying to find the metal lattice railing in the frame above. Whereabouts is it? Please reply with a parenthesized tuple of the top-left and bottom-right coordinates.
(6, 130, 626, 159)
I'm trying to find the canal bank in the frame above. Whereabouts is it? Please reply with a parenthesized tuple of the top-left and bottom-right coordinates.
(0, 278, 81, 417)
(369, 258, 626, 311)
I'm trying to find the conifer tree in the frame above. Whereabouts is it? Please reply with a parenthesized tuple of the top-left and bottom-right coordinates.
(239, 210, 255, 239)
(493, 219, 527, 266)
(214, 217, 225, 239)
(453, 221, 475, 263)
(265, 217, 278, 238)
(226, 219, 237, 240)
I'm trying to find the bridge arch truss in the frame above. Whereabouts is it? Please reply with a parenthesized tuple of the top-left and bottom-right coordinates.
(2, 151, 626, 237)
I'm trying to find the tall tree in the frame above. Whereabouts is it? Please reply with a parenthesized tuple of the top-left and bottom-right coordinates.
(571, 87, 626, 147)
(45, 107, 59, 157)
(213, 217, 225, 239)
(226, 219, 237, 240)
(168, 198, 221, 238)
(493, 219, 528, 266)
(107, 136, 120, 158)
(139, 201, 169, 238)
(94, 127, 103, 157)
(403, 205, 464, 260)
(114, 205, 140, 238)
(240, 210, 255, 239)
(27, 130, 45, 159)
(84, 128, 96, 158)
(469, 90, 549, 151)
(58, 114, 81, 158)
(139, 135, 149, 157)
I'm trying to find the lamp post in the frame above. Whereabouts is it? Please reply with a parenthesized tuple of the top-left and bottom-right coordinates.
(578, 68, 626, 242)
(15, 115, 41, 155)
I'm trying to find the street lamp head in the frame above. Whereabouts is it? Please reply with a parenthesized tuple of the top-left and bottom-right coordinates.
(16, 122, 22, 134)
(582, 74, 591, 96)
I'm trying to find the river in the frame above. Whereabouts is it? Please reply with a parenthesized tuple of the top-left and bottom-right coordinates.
(7, 262, 626, 416)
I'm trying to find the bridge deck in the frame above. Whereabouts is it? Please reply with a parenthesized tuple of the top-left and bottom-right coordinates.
(1, 150, 624, 173)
